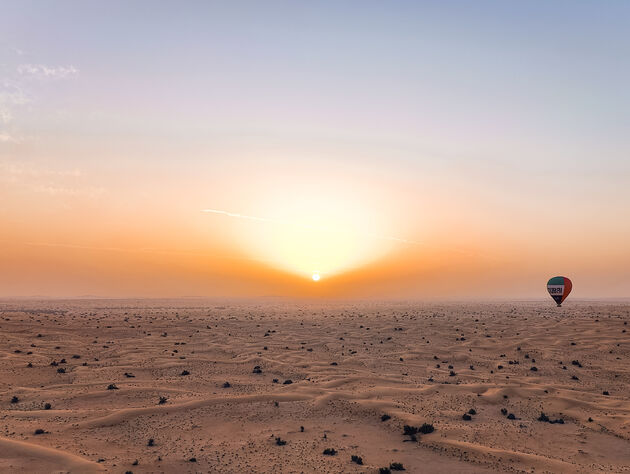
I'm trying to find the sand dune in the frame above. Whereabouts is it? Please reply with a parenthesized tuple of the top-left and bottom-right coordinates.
(0, 299, 629, 472)
(0, 436, 105, 472)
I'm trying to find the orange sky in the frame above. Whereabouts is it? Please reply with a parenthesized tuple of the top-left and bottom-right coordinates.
(2, 152, 629, 298)
(1, 2, 630, 299)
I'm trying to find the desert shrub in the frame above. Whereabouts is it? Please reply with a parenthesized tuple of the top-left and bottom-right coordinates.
(403, 425, 418, 436)
(419, 423, 434, 434)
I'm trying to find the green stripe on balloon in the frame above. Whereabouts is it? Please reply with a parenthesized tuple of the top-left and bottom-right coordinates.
(547, 276, 565, 286)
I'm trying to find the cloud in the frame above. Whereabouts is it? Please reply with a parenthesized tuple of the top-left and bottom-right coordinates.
(0, 160, 82, 178)
(32, 185, 103, 198)
(18, 64, 78, 79)
(0, 81, 30, 124)
(9, 240, 271, 264)
(0, 132, 19, 143)
(0, 159, 97, 197)
(0, 80, 30, 140)
(0, 61, 77, 143)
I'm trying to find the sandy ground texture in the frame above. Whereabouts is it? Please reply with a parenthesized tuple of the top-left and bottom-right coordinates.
(0, 299, 629, 473)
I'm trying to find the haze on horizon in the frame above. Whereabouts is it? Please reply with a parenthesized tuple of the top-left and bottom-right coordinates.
(1, 1, 629, 299)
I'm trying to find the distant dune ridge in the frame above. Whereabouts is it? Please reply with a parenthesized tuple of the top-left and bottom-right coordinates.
(0, 299, 629, 473)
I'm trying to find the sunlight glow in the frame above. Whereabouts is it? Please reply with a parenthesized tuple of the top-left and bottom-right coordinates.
(223, 181, 397, 279)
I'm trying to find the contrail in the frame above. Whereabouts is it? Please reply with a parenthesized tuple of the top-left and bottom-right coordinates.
(201, 208, 425, 246)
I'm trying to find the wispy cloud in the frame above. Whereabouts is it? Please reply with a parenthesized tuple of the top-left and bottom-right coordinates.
(0, 80, 30, 124)
(0, 132, 19, 143)
(33, 185, 104, 198)
(0, 160, 98, 197)
(0, 80, 29, 141)
(0, 60, 78, 143)
(7, 240, 272, 264)
(0, 161, 82, 178)
(18, 64, 78, 79)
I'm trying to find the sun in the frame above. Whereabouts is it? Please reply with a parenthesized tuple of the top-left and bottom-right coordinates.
(312, 272, 320, 282)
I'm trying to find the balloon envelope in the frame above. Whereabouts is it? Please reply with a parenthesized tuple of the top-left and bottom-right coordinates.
(547, 276, 572, 306)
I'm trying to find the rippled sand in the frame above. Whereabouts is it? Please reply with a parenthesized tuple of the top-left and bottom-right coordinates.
(1, 299, 629, 473)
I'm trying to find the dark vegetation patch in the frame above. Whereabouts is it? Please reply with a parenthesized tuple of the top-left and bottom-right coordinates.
(538, 412, 564, 424)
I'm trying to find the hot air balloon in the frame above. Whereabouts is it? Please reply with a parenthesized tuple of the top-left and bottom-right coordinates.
(547, 276, 572, 307)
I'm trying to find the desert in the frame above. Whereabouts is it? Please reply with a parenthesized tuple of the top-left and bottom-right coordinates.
(3, 1, 630, 473)
(1, 299, 628, 473)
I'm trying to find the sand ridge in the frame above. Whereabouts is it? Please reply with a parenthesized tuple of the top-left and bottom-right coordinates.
(0, 299, 629, 472)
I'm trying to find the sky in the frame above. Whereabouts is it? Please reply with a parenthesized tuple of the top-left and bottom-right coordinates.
(1, 1, 629, 299)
